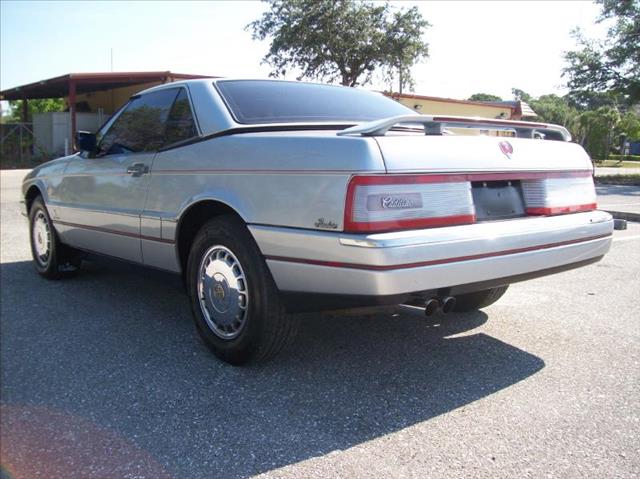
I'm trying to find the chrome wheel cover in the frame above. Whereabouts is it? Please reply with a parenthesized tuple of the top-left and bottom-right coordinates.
(197, 245, 249, 339)
(32, 211, 51, 267)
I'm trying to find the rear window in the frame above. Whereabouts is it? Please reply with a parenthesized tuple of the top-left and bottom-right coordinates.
(215, 80, 413, 124)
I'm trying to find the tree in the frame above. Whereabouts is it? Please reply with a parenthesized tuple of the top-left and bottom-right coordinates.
(575, 106, 621, 159)
(617, 111, 640, 140)
(247, 0, 430, 89)
(381, 7, 431, 93)
(7, 98, 65, 122)
(564, 90, 619, 111)
(528, 94, 579, 130)
(511, 88, 533, 103)
(615, 111, 640, 157)
(467, 93, 502, 102)
(563, 0, 640, 107)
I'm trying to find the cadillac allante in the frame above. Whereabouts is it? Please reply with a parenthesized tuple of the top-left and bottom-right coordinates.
(22, 79, 613, 364)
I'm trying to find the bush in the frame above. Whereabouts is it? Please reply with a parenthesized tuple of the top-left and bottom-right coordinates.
(595, 174, 640, 186)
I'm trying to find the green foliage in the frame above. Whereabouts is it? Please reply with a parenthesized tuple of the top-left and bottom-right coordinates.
(7, 98, 65, 122)
(511, 88, 532, 103)
(467, 93, 502, 102)
(596, 155, 640, 164)
(576, 109, 640, 159)
(594, 174, 640, 186)
(509, 87, 640, 159)
(564, 89, 619, 111)
(617, 111, 640, 140)
(381, 6, 432, 92)
(511, 88, 580, 135)
(563, 0, 640, 107)
(575, 107, 621, 159)
(247, 0, 430, 89)
(529, 94, 579, 128)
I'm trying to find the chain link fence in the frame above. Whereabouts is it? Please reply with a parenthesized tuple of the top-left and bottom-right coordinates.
(0, 122, 50, 169)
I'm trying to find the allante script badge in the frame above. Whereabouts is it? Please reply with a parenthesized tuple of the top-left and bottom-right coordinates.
(315, 218, 338, 229)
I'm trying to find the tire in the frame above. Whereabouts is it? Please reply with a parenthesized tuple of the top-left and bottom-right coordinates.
(453, 285, 509, 312)
(28, 196, 81, 279)
(186, 215, 297, 365)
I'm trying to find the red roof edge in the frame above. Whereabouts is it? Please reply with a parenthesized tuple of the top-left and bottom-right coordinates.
(67, 71, 215, 80)
(383, 91, 515, 111)
(0, 71, 217, 100)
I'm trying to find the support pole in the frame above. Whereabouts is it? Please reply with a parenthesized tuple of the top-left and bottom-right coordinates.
(69, 79, 77, 152)
(21, 97, 28, 122)
(19, 120, 23, 164)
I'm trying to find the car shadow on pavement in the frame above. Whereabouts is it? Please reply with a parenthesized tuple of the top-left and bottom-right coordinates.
(1, 259, 545, 479)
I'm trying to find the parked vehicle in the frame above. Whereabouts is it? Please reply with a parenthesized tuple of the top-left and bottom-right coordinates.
(22, 79, 613, 364)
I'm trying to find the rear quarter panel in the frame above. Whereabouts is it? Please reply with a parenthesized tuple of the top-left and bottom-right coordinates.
(144, 132, 386, 234)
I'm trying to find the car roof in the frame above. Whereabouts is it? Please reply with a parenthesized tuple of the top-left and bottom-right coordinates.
(134, 78, 378, 97)
(134, 78, 213, 96)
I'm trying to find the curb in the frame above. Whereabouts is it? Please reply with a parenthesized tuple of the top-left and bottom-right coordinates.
(604, 210, 640, 223)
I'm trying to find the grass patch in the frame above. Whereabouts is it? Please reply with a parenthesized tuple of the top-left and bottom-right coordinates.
(594, 160, 640, 168)
(595, 174, 640, 186)
(595, 154, 640, 162)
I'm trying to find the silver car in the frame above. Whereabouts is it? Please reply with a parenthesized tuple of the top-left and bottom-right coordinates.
(22, 79, 613, 364)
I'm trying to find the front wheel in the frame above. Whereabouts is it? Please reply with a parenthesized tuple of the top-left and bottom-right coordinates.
(29, 196, 81, 279)
(186, 215, 297, 365)
(453, 285, 509, 312)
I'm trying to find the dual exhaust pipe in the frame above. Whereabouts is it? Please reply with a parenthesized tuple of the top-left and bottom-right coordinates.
(424, 296, 456, 316)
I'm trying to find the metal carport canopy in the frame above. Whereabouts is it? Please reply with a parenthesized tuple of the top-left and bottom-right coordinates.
(0, 71, 212, 101)
(0, 71, 213, 150)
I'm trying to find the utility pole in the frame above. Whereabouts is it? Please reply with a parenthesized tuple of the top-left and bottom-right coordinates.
(110, 48, 113, 72)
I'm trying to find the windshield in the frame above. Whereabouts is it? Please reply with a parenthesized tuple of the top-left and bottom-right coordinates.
(215, 80, 414, 125)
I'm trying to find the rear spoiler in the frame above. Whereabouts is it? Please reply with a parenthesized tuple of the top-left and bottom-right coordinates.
(337, 115, 572, 142)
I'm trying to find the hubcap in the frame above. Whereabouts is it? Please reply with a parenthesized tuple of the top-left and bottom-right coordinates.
(197, 245, 249, 339)
(32, 211, 51, 266)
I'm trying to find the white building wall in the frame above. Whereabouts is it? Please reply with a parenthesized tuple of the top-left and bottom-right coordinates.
(33, 112, 106, 156)
(32, 114, 53, 156)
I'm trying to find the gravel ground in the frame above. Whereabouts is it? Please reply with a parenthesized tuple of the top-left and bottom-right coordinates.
(1, 169, 639, 478)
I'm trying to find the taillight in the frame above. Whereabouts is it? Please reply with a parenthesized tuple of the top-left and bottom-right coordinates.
(522, 174, 597, 215)
(344, 175, 476, 233)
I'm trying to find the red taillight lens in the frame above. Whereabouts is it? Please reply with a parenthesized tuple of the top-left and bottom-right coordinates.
(522, 173, 597, 215)
(344, 175, 476, 233)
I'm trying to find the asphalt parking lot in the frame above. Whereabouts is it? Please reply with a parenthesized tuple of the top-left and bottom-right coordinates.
(597, 184, 640, 219)
(1, 169, 639, 478)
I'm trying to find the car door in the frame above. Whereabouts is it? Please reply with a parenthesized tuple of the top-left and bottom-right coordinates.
(56, 88, 180, 263)
(140, 88, 201, 271)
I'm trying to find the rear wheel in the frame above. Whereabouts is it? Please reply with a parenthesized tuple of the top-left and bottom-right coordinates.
(186, 215, 297, 365)
(28, 196, 81, 279)
(453, 285, 509, 312)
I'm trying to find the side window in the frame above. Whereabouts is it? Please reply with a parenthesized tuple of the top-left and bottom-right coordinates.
(97, 89, 179, 156)
(163, 89, 198, 146)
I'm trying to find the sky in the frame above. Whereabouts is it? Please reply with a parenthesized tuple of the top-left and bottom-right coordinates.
(1, 0, 606, 110)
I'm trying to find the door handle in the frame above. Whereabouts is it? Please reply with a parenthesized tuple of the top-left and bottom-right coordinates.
(126, 163, 149, 176)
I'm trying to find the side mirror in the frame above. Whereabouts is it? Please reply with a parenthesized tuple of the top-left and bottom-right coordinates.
(76, 131, 97, 154)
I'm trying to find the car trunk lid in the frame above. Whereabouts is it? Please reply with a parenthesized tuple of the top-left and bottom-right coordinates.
(373, 134, 592, 174)
(339, 116, 596, 233)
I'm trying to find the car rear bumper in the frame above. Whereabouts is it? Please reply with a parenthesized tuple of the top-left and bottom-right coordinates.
(249, 210, 613, 297)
